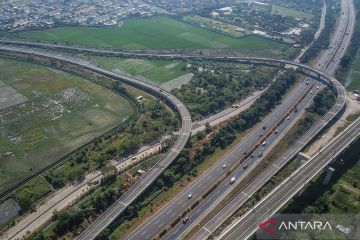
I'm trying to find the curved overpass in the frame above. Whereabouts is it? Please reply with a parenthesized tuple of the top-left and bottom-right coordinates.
(0, 44, 346, 240)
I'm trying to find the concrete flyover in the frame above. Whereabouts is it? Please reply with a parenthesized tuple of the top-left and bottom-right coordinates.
(0, 44, 346, 240)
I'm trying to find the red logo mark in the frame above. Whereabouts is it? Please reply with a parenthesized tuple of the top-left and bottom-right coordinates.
(258, 217, 278, 237)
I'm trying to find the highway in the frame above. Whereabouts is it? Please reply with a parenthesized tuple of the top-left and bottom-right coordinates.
(0, 1, 349, 237)
(125, 0, 351, 239)
(0, 46, 342, 240)
(219, 117, 360, 240)
(0, 45, 192, 240)
(183, 0, 355, 239)
(0, 46, 345, 240)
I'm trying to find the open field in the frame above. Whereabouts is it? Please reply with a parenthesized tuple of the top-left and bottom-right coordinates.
(16, 16, 289, 51)
(182, 15, 250, 38)
(347, 51, 360, 91)
(87, 56, 188, 85)
(0, 59, 134, 194)
(272, 5, 313, 22)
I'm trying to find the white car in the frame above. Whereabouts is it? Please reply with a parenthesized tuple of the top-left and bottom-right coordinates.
(188, 194, 192, 199)
(230, 177, 236, 184)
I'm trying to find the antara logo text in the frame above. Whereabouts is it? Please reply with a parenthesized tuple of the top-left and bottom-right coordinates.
(258, 217, 333, 237)
(279, 220, 332, 230)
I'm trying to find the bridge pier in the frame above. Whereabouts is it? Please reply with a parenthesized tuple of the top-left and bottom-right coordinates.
(294, 152, 310, 169)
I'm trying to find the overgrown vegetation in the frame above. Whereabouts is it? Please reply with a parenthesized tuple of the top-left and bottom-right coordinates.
(29, 174, 128, 240)
(173, 62, 276, 119)
(283, 139, 360, 214)
(44, 95, 178, 193)
(13, 176, 53, 213)
(300, 0, 338, 63)
(335, 0, 360, 86)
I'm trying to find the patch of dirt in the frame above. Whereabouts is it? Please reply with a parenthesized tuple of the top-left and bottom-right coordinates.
(306, 92, 360, 156)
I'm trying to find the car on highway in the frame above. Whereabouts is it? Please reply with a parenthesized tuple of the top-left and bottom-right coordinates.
(258, 151, 263, 157)
(262, 126, 266, 130)
(262, 141, 266, 146)
(275, 129, 278, 134)
(230, 177, 236, 184)
(188, 194, 192, 199)
(250, 154, 255, 158)
(222, 164, 227, 169)
(182, 216, 189, 224)
(243, 164, 248, 169)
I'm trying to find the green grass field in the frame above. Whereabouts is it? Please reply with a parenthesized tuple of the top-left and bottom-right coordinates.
(13, 176, 53, 210)
(17, 16, 289, 51)
(347, 51, 360, 91)
(182, 15, 249, 38)
(272, 5, 313, 22)
(0, 59, 134, 193)
(88, 56, 187, 84)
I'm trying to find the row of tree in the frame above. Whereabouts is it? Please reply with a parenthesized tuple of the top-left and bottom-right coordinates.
(335, 0, 360, 84)
(300, 0, 337, 63)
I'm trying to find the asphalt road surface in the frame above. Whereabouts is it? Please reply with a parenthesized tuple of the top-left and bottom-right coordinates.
(0, 2, 351, 237)
(126, 0, 351, 238)
(219, 117, 360, 240)
(186, 0, 355, 239)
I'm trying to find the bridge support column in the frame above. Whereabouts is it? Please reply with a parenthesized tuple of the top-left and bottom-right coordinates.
(318, 73, 322, 80)
(323, 167, 335, 185)
(294, 152, 310, 170)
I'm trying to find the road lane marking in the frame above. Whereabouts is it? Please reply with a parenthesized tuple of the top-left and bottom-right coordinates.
(203, 227, 211, 233)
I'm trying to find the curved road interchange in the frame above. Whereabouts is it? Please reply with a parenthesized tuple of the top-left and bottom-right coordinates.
(0, 0, 355, 238)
